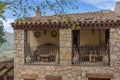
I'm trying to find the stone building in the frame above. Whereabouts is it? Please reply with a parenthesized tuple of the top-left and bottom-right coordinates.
(11, 2, 120, 80)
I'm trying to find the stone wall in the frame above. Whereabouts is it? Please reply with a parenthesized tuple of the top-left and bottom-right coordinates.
(110, 28, 120, 66)
(60, 29, 72, 65)
(14, 29, 120, 80)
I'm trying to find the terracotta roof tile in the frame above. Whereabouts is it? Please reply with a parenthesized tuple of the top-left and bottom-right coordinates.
(14, 10, 120, 24)
(11, 10, 120, 29)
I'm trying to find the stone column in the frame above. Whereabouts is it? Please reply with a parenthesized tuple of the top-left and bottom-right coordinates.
(110, 28, 120, 66)
(14, 30, 25, 80)
(59, 29, 72, 65)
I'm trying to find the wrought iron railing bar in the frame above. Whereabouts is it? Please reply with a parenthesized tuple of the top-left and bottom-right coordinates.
(25, 45, 60, 65)
(72, 45, 109, 66)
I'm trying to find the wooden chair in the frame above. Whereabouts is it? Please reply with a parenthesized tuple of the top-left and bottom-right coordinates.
(89, 51, 96, 62)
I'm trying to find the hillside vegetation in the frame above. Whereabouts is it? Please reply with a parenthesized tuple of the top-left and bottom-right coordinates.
(1, 32, 14, 51)
(0, 32, 14, 62)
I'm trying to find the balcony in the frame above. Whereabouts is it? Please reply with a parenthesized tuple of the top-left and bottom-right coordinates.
(72, 45, 110, 66)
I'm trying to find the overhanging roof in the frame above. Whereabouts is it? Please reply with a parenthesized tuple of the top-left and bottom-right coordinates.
(11, 10, 120, 30)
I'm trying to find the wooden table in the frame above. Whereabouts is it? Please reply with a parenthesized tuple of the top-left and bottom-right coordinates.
(39, 54, 55, 62)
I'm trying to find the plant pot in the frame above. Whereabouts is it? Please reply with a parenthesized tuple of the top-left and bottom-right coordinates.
(55, 52, 60, 64)
(26, 55, 31, 63)
(102, 55, 108, 65)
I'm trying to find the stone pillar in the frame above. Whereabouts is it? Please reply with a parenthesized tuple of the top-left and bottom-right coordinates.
(59, 29, 72, 65)
(14, 30, 25, 80)
(110, 28, 120, 66)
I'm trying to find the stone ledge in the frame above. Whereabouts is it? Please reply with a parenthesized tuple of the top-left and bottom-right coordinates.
(22, 74, 38, 79)
(86, 73, 113, 79)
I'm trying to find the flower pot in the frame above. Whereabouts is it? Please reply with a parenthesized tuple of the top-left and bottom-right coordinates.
(55, 52, 60, 64)
(26, 55, 31, 63)
(102, 55, 108, 65)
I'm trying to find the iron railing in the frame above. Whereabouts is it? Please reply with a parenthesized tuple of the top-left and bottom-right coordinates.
(72, 45, 110, 66)
(25, 44, 60, 65)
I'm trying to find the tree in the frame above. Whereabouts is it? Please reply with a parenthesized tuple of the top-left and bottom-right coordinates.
(0, 21, 6, 46)
(3, 0, 78, 17)
(8, 0, 79, 29)
(0, 0, 79, 47)
(0, 2, 5, 13)
(0, 2, 6, 46)
(0, 1, 6, 20)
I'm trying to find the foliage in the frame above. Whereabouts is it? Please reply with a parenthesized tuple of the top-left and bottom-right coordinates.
(0, 68, 7, 73)
(1, 0, 80, 29)
(0, 21, 6, 46)
(0, 2, 7, 47)
(1, 32, 14, 51)
(1, 44, 14, 51)
(3, 0, 78, 17)
(64, 15, 80, 30)
(58, 15, 80, 30)
(0, 2, 5, 13)
(0, 2, 6, 20)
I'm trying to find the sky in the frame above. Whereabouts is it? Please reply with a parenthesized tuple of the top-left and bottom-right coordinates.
(2, 0, 120, 33)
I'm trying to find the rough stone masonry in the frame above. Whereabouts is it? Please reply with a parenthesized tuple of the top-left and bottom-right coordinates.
(14, 28, 120, 80)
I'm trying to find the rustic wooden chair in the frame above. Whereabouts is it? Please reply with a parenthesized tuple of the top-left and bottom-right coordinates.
(89, 51, 96, 62)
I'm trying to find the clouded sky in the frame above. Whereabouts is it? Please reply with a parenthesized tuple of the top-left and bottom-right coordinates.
(2, 0, 120, 33)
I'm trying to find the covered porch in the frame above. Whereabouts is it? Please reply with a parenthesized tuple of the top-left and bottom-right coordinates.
(24, 30, 60, 65)
(11, 10, 120, 66)
(72, 29, 110, 66)
(24, 29, 110, 66)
